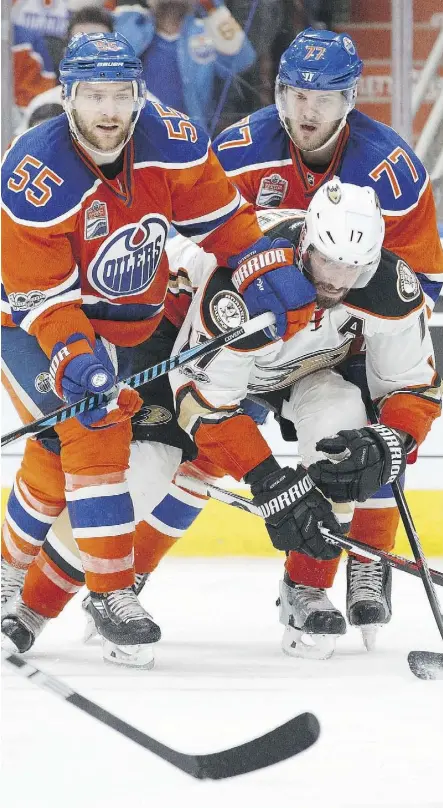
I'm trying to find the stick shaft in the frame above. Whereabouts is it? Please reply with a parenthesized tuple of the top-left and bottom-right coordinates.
(1, 312, 274, 447)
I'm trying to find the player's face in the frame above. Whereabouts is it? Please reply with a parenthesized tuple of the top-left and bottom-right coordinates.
(303, 246, 364, 308)
(276, 86, 349, 151)
(72, 81, 135, 152)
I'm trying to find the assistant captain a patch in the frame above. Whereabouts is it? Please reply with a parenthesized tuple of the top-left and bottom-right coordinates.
(85, 200, 109, 241)
(396, 260, 420, 302)
(256, 174, 288, 208)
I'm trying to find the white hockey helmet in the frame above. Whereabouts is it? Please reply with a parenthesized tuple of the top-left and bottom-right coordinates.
(300, 178, 385, 272)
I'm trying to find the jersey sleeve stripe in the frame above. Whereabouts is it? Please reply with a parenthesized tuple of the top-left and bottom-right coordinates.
(225, 159, 293, 177)
(381, 172, 429, 217)
(19, 288, 82, 332)
(133, 146, 210, 173)
(172, 189, 242, 227)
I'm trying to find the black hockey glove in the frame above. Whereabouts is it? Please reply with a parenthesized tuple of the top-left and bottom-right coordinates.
(309, 424, 407, 504)
(245, 457, 342, 560)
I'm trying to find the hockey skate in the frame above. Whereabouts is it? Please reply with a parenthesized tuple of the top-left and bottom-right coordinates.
(82, 573, 149, 642)
(1, 596, 50, 653)
(346, 556, 392, 651)
(84, 584, 160, 669)
(1, 557, 27, 618)
(278, 572, 346, 660)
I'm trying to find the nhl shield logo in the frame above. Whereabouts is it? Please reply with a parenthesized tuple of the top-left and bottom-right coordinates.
(85, 200, 109, 241)
(256, 174, 288, 208)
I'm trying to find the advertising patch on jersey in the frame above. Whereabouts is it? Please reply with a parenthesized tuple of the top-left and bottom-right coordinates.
(87, 215, 168, 299)
(396, 260, 420, 302)
(34, 372, 53, 395)
(8, 290, 46, 311)
(135, 405, 172, 426)
(85, 201, 109, 241)
(256, 174, 288, 208)
(210, 290, 248, 332)
(326, 182, 342, 204)
(189, 33, 216, 64)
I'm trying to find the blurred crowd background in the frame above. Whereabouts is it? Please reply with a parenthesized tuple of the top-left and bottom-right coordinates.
(2, 0, 442, 217)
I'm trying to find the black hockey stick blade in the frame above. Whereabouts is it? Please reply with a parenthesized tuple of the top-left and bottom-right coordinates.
(2, 650, 319, 779)
(408, 651, 443, 680)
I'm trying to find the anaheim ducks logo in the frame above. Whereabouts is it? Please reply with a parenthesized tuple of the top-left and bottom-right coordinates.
(326, 182, 342, 204)
(134, 405, 172, 426)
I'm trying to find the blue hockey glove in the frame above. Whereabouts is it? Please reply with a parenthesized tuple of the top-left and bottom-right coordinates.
(229, 237, 317, 340)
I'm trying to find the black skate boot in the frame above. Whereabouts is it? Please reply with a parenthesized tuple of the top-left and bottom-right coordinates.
(1, 597, 50, 652)
(82, 573, 150, 642)
(85, 585, 160, 669)
(346, 556, 392, 650)
(1, 557, 27, 618)
(278, 571, 346, 659)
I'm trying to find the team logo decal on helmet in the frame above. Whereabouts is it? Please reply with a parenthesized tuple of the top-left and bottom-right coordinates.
(326, 182, 342, 204)
(342, 37, 356, 55)
(87, 214, 168, 298)
(396, 261, 420, 302)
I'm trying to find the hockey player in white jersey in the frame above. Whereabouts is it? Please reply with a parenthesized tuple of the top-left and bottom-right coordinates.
(169, 179, 441, 659)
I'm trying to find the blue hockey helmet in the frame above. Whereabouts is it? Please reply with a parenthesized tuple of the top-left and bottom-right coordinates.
(60, 32, 146, 100)
(60, 32, 146, 158)
(277, 28, 363, 92)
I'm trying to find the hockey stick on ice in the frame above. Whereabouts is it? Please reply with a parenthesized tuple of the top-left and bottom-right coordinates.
(175, 474, 443, 588)
(365, 400, 443, 680)
(1, 312, 275, 448)
(1, 650, 320, 778)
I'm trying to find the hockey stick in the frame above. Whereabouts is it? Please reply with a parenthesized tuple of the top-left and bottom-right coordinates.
(175, 474, 443, 587)
(365, 400, 443, 680)
(1, 649, 320, 778)
(1, 312, 275, 448)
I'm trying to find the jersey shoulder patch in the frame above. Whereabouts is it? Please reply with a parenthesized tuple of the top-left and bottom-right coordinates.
(2, 116, 98, 226)
(133, 102, 210, 167)
(342, 110, 427, 214)
(202, 266, 274, 350)
(344, 248, 424, 319)
(214, 105, 290, 173)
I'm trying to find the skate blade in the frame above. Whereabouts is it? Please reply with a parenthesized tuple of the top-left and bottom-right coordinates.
(102, 640, 155, 670)
(82, 614, 98, 644)
(281, 626, 337, 660)
(360, 624, 382, 652)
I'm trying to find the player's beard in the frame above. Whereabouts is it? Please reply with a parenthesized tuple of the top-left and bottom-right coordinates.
(315, 284, 349, 309)
(286, 117, 342, 153)
(73, 110, 131, 154)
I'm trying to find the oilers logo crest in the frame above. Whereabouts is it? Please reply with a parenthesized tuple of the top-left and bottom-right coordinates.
(87, 214, 168, 298)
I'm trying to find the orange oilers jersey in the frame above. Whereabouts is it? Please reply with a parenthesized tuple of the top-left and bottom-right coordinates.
(1, 101, 262, 358)
(213, 106, 443, 313)
(13, 24, 57, 110)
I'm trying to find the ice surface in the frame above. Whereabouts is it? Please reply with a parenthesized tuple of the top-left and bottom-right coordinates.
(2, 557, 443, 808)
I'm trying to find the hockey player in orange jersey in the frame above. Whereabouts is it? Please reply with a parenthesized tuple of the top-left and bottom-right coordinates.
(1, 31, 317, 667)
(211, 28, 443, 650)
